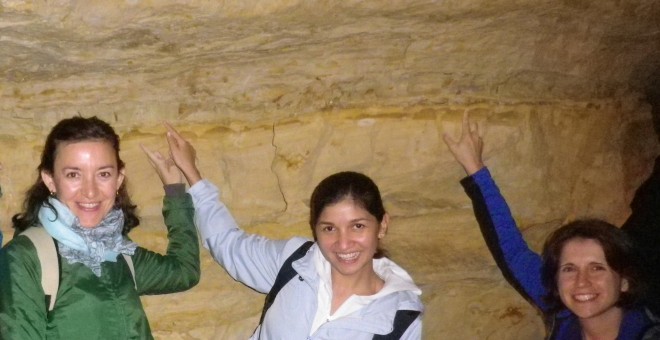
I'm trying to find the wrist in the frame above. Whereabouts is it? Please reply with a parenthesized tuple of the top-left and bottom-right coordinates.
(463, 161, 484, 176)
(184, 169, 202, 186)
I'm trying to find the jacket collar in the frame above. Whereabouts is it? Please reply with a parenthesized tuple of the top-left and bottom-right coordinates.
(291, 242, 423, 334)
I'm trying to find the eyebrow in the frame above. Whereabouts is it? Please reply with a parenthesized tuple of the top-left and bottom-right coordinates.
(316, 217, 372, 225)
(559, 261, 607, 267)
(61, 165, 117, 171)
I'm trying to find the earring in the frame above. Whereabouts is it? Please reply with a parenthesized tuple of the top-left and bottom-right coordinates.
(49, 191, 55, 196)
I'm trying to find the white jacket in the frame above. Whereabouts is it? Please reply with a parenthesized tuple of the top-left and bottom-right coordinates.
(189, 179, 424, 339)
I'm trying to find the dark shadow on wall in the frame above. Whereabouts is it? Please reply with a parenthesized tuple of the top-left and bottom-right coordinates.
(621, 69, 660, 316)
(621, 65, 660, 195)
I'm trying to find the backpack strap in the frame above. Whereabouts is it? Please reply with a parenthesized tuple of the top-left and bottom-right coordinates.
(20, 227, 59, 312)
(372, 309, 421, 340)
(258, 241, 314, 326)
(122, 254, 137, 290)
(256, 240, 419, 339)
(21, 228, 137, 311)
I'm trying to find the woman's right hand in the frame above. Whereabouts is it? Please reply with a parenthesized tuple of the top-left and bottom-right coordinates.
(443, 110, 485, 175)
(140, 144, 184, 186)
(164, 123, 203, 186)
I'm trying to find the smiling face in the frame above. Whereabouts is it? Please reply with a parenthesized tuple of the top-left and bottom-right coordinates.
(315, 198, 388, 282)
(557, 238, 629, 322)
(41, 140, 124, 228)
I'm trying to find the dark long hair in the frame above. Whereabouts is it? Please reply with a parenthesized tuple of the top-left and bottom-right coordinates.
(309, 171, 388, 258)
(12, 116, 139, 235)
(541, 219, 643, 312)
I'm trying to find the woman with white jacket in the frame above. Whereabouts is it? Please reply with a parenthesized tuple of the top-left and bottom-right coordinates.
(147, 124, 424, 339)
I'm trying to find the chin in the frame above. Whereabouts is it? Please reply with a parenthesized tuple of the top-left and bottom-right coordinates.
(78, 217, 103, 228)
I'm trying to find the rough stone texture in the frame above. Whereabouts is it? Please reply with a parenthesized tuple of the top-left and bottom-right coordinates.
(1, 1, 660, 339)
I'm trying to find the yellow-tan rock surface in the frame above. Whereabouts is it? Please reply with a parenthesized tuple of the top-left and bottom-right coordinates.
(1, 1, 659, 339)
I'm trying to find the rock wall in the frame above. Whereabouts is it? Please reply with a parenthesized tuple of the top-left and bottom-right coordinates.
(1, 1, 659, 339)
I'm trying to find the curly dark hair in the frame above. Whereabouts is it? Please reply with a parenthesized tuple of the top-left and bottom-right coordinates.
(12, 116, 139, 235)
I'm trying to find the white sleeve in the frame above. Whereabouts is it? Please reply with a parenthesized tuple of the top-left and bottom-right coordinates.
(188, 179, 307, 293)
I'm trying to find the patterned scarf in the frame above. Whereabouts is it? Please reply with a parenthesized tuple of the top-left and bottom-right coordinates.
(38, 197, 138, 277)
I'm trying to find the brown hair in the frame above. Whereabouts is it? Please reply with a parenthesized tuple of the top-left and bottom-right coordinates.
(541, 219, 643, 312)
(309, 171, 387, 258)
(12, 116, 139, 234)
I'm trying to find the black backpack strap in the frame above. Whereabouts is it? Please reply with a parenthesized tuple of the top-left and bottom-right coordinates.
(373, 309, 421, 340)
(258, 241, 314, 326)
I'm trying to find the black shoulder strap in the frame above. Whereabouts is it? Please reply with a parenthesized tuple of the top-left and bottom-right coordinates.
(257, 241, 419, 339)
(373, 309, 421, 340)
(258, 241, 314, 325)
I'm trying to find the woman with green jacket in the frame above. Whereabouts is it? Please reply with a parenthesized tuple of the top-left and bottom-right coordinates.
(0, 116, 200, 339)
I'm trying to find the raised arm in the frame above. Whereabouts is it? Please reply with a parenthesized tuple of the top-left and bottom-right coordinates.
(444, 111, 550, 311)
(134, 142, 200, 294)
(155, 124, 308, 293)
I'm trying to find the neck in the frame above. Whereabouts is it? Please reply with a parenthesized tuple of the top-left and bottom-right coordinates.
(579, 306, 624, 340)
(329, 266, 384, 314)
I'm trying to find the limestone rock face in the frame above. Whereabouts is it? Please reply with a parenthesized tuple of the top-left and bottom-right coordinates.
(1, 1, 659, 339)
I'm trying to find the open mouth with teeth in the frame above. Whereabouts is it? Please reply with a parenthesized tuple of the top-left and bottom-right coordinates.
(337, 252, 360, 262)
(78, 202, 100, 209)
(573, 294, 597, 302)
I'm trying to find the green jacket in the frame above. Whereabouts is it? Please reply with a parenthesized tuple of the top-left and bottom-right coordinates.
(0, 194, 200, 339)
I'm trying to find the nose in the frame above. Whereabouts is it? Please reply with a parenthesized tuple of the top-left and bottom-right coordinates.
(576, 270, 590, 287)
(337, 229, 353, 250)
(81, 176, 99, 198)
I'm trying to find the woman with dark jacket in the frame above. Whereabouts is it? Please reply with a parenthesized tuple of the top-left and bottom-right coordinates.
(444, 111, 659, 339)
(0, 116, 200, 339)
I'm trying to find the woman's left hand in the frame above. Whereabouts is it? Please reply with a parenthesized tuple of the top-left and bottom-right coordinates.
(141, 144, 184, 185)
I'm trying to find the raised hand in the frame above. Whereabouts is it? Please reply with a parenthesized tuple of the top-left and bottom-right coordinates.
(443, 110, 484, 175)
(163, 123, 202, 186)
(140, 144, 184, 185)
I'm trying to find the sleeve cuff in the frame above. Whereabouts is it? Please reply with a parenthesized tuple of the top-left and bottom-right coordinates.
(460, 167, 490, 187)
(164, 183, 186, 197)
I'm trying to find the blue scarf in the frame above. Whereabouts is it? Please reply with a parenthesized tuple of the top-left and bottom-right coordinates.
(38, 197, 137, 277)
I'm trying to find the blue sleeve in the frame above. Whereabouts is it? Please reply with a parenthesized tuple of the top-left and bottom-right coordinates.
(461, 167, 549, 311)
